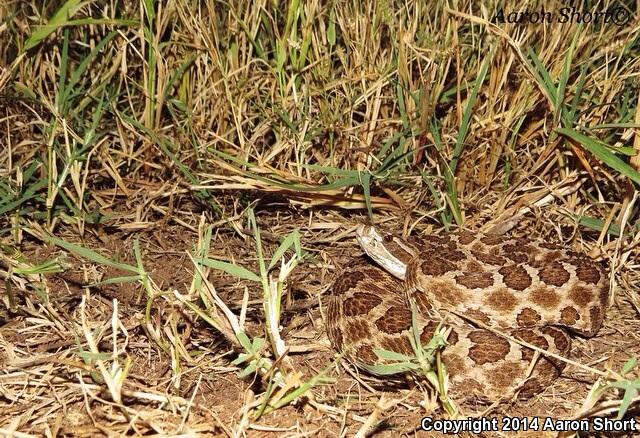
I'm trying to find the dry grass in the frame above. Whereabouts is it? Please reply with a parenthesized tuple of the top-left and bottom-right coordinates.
(1, 0, 640, 436)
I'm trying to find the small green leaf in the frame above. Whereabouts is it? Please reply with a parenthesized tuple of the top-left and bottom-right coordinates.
(199, 258, 261, 282)
(268, 230, 301, 271)
(232, 353, 250, 366)
(252, 336, 265, 351)
(373, 348, 414, 361)
(617, 384, 637, 420)
(236, 332, 253, 351)
(238, 361, 258, 378)
(526, 47, 557, 106)
(362, 362, 419, 375)
(76, 351, 112, 362)
(327, 13, 336, 46)
(622, 357, 637, 375)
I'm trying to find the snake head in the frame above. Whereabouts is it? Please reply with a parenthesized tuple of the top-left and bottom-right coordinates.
(355, 224, 415, 280)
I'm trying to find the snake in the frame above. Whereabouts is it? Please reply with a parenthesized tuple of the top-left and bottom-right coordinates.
(325, 225, 609, 403)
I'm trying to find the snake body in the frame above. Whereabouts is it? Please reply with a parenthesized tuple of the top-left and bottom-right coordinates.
(326, 226, 609, 402)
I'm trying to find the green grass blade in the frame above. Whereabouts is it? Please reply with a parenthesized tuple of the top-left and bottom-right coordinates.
(0, 181, 47, 216)
(300, 163, 361, 177)
(557, 128, 640, 185)
(591, 123, 640, 130)
(574, 215, 623, 237)
(566, 64, 588, 125)
(45, 236, 139, 273)
(526, 47, 557, 106)
(267, 230, 301, 271)
(622, 357, 637, 375)
(57, 28, 69, 109)
(59, 31, 119, 112)
(556, 27, 580, 125)
(199, 258, 261, 282)
(24, 0, 83, 50)
(374, 349, 414, 361)
(360, 171, 373, 220)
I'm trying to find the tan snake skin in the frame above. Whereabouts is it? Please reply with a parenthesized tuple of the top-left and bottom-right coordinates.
(326, 227, 609, 403)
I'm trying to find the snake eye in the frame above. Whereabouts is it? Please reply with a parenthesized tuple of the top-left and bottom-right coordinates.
(383, 234, 393, 243)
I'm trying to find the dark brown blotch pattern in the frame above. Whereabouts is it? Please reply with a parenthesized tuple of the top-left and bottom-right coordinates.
(544, 250, 564, 263)
(484, 289, 517, 312)
(503, 243, 530, 255)
(421, 235, 452, 246)
(516, 307, 542, 327)
(530, 287, 561, 310)
(412, 292, 434, 313)
(446, 328, 459, 345)
(480, 234, 505, 246)
(499, 264, 532, 290)
(375, 305, 411, 334)
(420, 322, 459, 346)
(541, 326, 571, 354)
(438, 246, 466, 262)
(420, 258, 456, 276)
(455, 271, 494, 289)
(560, 306, 580, 326)
(569, 285, 594, 307)
(574, 258, 601, 284)
(466, 309, 493, 325)
(456, 231, 476, 245)
(513, 329, 548, 361)
(365, 282, 397, 297)
(333, 271, 365, 294)
(504, 252, 529, 264)
(356, 344, 378, 364)
(420, 321, 438, 343)
(589, 306, 604, 332)
(598, 285, 609, 306)
(343, 292, 382, 316)
(539, 262, 570, 286)
(344, 319, 371, 342)
(468, 331, 511, 365)
(472, 249, 506, 266)
(539, 242, 562, 250)
(364, 267, 389, 282)
(325, 301, 342, 349)
(518, 377, 545, 399)
(380, 335, 413, 356)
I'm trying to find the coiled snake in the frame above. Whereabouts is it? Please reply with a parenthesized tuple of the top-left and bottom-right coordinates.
(326, 225, 609, 402)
